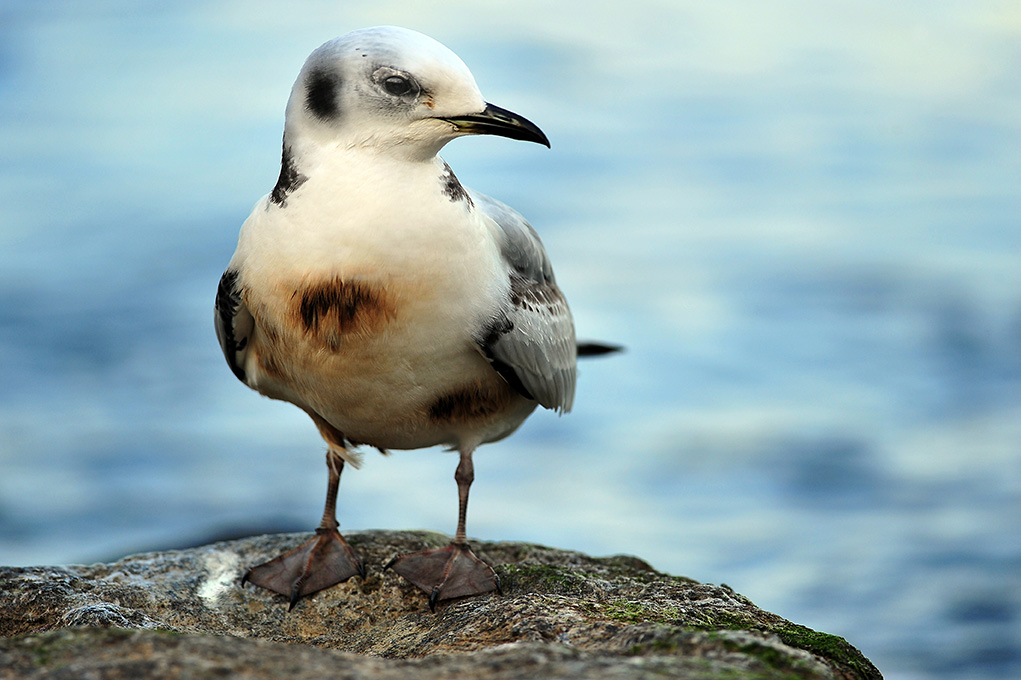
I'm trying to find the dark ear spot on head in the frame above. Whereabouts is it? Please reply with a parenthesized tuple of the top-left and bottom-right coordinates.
(306, 69, 340, 120)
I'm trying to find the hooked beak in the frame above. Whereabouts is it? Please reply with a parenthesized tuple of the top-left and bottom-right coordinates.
(440, 102, 550, 148)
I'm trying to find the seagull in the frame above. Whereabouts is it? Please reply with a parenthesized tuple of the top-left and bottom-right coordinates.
(215, 25, 615, 611)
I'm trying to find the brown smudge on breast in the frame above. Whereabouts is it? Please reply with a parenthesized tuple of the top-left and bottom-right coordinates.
(428, 380, 515, 424)
(293, 277, 396, 346)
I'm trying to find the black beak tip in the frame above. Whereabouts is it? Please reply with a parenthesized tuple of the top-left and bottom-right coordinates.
(485, 102, 550, 148)
(443, 102, 551, 148)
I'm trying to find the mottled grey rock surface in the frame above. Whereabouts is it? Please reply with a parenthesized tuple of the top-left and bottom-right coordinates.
(0, 530, 881, 679)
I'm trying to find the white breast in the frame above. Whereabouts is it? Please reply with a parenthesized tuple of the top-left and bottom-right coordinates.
(228, 149, 530, 450)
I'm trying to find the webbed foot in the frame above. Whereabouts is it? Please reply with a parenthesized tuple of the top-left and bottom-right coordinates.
(242, 527, 364, 610)
(385, 542, 501, 611)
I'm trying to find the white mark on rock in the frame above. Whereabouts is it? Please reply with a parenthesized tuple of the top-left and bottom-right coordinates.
(197, 550, 242, 606)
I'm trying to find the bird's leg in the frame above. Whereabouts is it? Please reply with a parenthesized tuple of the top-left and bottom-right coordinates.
(242, 448, 364, 610)
(453, 447, 471, 543)
(386, 447, 500, 611)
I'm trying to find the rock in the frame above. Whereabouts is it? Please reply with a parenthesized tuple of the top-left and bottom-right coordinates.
(0, 530, 882, 679)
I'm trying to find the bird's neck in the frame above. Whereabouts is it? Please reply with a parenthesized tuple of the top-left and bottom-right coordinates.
(282, 124, 447, 178)
(282, 137, 444, 191)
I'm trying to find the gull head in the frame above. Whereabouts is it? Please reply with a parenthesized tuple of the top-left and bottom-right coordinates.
(283, 26, 549, 159)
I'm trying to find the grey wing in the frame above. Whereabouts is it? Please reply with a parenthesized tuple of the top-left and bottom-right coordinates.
(214, 268, 254, 384)
(472, 191, 577, 413)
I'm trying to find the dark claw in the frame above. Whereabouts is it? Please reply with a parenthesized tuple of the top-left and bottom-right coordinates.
(289, 584, 303, 612)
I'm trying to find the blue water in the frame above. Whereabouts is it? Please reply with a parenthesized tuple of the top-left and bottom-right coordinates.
(2, 2, 1019, 678)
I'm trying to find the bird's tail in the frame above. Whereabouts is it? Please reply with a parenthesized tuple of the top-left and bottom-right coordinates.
(577, 341, 623, 357)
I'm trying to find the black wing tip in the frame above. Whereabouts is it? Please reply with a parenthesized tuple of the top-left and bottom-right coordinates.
(577, 341, 624, 357)
(215, 269, 248, 383)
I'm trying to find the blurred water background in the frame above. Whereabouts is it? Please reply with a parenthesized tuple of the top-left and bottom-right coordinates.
(1, 2, 1019, 678)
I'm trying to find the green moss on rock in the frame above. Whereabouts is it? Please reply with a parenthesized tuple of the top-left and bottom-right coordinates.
(497, 562, 594, 596)
(777, 625, 881, 680)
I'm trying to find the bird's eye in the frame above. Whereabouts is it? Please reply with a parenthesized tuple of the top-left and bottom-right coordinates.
(383, 75, 413, 97)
